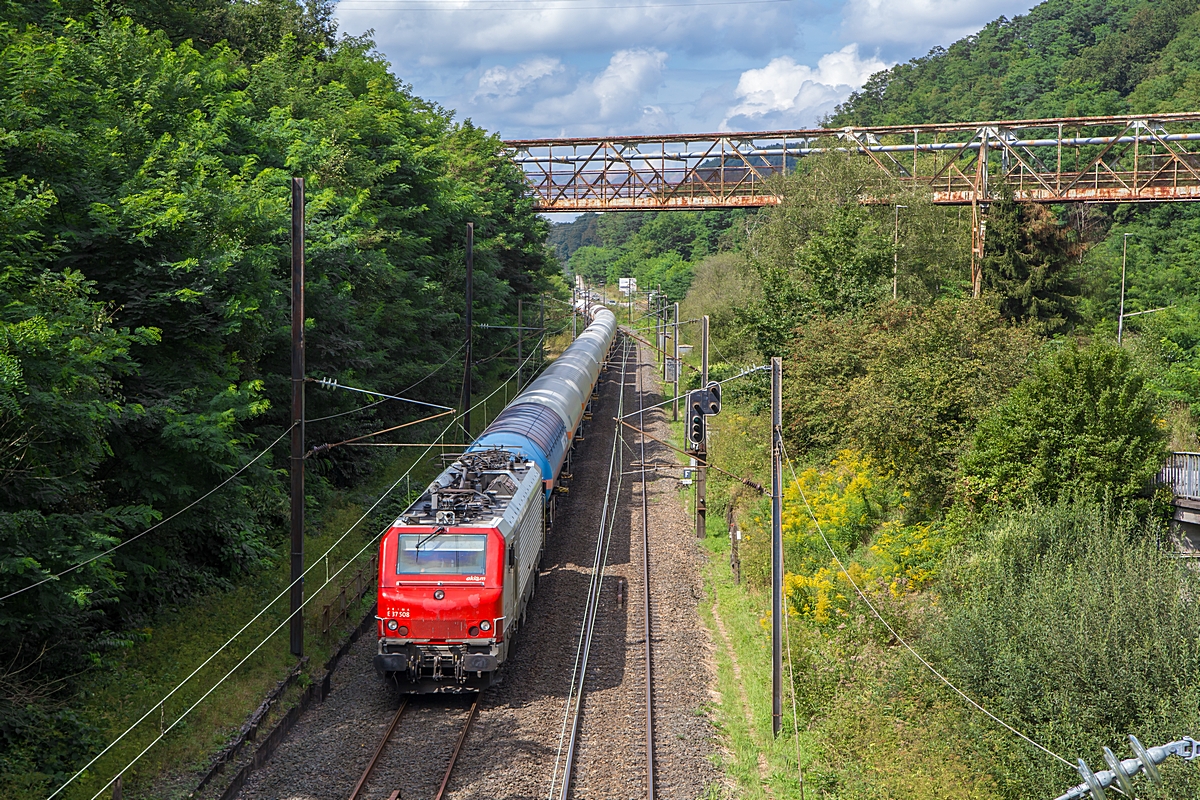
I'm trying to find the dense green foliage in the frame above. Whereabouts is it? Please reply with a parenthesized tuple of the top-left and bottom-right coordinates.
(981, 189, 1083, 331)
(962, 340, 1166, 505)
(781, 300, 1039, 511)
(936, 500, 1200, 796)
(0, 0, 554, 784)
(830, 0, 1200, 125)
(677, 3, 1200, 796)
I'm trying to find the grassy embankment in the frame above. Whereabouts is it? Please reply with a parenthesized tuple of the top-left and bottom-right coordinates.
(68, 372, 533, 800)
(652, 313, 993, 800)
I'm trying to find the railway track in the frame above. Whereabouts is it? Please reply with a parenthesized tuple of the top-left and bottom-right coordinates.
(346, 693, 481, 800)
(551, 332, 659, 799)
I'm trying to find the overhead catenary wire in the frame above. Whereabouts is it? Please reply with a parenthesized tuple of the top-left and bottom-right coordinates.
(50, 412, 460, 800)
(0, 425, 294, 605)
(56, 351, 539, 800)
(617, 363, 769, 420)
(8, 342, 480, 606)
(305, 342, 465, 423)
(775, 436, 1075, 771)
(339, 0, 793, 7)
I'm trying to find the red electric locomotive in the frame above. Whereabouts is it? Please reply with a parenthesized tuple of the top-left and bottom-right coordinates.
(374, 449, 544, 692)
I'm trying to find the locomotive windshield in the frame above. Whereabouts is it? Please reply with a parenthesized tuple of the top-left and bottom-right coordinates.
(396, 534, 487, 575)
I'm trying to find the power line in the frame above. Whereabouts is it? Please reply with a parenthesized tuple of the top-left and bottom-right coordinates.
(0, 426, 294, 605)
(52, 342, 551, 799)
(52, 413, 461, 800)
(305, 343, 465, 423)
(339, 0, 793, 9)
(776, 437, 1075, 771)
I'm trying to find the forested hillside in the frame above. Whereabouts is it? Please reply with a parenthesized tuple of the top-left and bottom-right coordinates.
(830, 0, 1200, 124)
(555, 209, 746, 301)
(0, 0, 554, 786)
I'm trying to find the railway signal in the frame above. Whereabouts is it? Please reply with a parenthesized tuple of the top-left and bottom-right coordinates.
(704, 381, 721, 415)
(687, 383, 721, 448)
(687, 389, 706, 446)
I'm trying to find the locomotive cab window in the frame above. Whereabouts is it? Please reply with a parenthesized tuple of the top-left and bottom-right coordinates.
(396, 534, 487, 575)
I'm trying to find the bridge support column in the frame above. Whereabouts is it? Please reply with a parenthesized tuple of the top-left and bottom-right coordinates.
(970, 201, 987, 298)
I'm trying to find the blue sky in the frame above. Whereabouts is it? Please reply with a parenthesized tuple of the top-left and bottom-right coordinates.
(332, 0, 1041, 140)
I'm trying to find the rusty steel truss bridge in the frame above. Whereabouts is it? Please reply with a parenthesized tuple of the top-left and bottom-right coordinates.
(506, 111, 1200, 293)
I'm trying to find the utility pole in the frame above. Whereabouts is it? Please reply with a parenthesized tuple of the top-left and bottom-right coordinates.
(461, 223, 474, 440)
(1118, 233, 1132, 344)
(539, 294, 545, 371)
(517, 298, 523, 390)
(893, 204, 907, 300)
(771, 356, 782, 738)
(672, 303, 679, 422)
(289, 177, 305, 659)
(696, 315, 709, 539)
(572, 286, 578, 340)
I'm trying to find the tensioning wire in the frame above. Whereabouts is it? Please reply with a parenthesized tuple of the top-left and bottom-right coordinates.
(775, 436, 1075, 770)
(55, 337, 581, 799)
(306, 342, 465, 423)
(0, 425, 294, 605)
(53, 413, 461, 800)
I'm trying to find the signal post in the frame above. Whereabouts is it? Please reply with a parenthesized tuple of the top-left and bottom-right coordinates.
(688, 316, 716, 539)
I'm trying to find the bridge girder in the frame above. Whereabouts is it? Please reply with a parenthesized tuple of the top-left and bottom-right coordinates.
(508, 112, 1200, 295)
(505, 112, 1200, 212)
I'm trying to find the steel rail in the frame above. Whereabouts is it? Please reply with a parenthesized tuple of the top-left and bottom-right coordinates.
(347, 699, 409, 800)
(551, 334, 633, 800)
(432, 693, 482, 800)
(637, 340, 656, 800)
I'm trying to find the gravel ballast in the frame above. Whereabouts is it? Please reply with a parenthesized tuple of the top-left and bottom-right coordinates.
(230, 333, 720, 800)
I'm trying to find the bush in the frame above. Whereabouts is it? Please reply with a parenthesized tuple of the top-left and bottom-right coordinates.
(783, 300, 1038, 511)
(933, 499, 1200, 798)
(961, 339, 1166, 505)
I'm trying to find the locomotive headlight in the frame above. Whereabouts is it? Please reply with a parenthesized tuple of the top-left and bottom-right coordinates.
(386, 619, 399, 631)
(479, 620, 492, 632)
(434, 589, 445, 600)
(398, 626, 408, 636)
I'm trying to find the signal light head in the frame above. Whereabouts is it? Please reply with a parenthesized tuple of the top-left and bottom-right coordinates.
(687, 389, 706, 446)
(705, 381, 722, 415)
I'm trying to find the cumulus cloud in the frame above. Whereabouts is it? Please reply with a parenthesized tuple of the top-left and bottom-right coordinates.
(723, 44, 887, 129)
(471, 57, 578, 113)
(843, 0, 1037, 53)
(338, 1, 799, 68)
(475, 48, 673, 136)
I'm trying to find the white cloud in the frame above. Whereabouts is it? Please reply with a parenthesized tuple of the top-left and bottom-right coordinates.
(338, 1, 800, 68)
(843, 0, 1037, 52)
(476, 48, 672, 136)
(723, 44, 887, 128)
(476, 57, 564, 100)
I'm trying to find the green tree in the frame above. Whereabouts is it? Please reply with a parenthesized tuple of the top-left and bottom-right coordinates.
(935, 500, 1200, 798)
(782, 300, 1038, 510)
(982, 189, 1082, 331)
(961, 339, 1166, 505)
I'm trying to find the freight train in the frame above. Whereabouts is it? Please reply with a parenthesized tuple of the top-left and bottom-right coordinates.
(373, 302, 618, 692)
